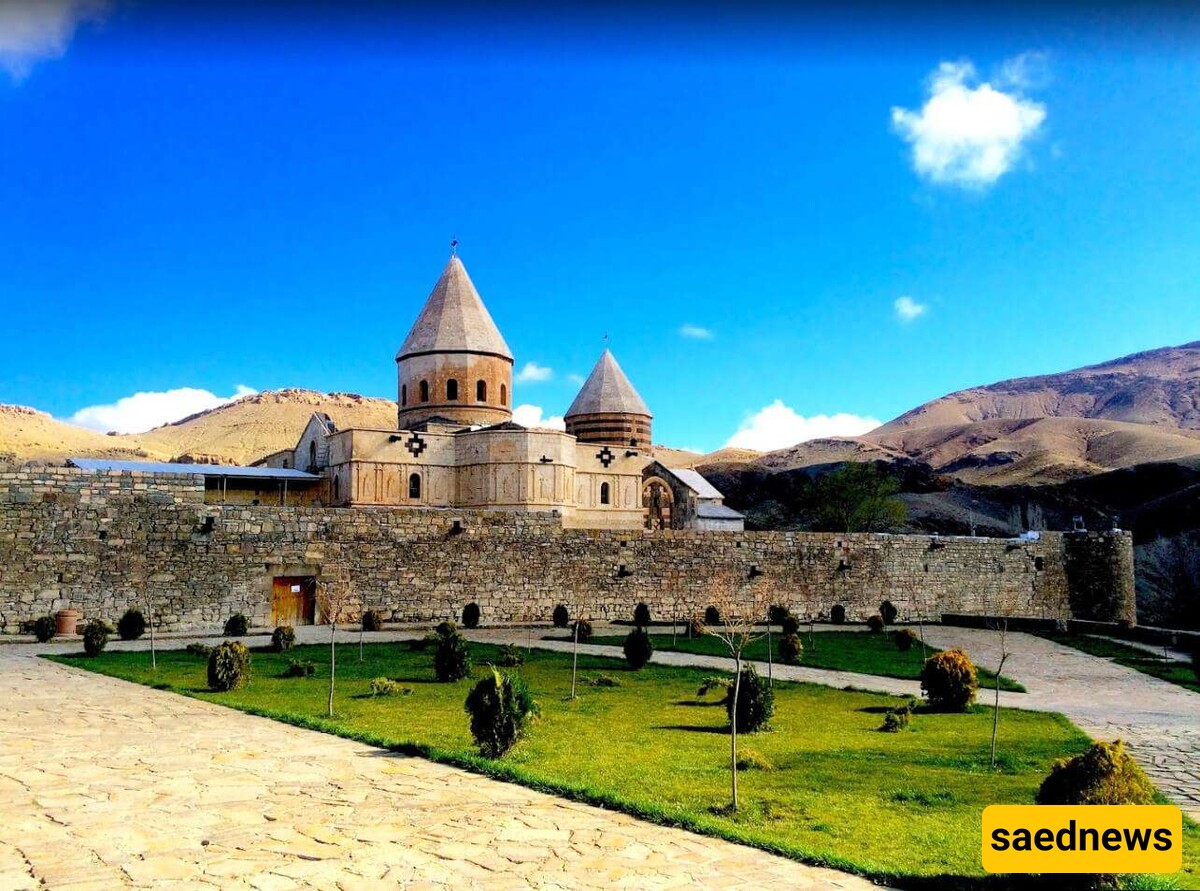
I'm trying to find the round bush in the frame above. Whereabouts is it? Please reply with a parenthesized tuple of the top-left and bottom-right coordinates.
(726, 666, 774, 733)
(496, 644, 524, 667)
(32, 615, 56, 643)
(552, 604, 569, 628)
(361, 609, 383, 632)
(687, 615, 705, 638)
(894, 628, 918, 652)
(879, 600, 898, 626)
(207, 641, 251, 691)
(461, 602, 481, 629)
(767, 604, 790, 625)
(1037, 740, 1155, 805)
(623, 626, 653, 669)
(117, 608, 146, 641)
(434, 627, 471, 682)
(704, 605, 721, 626)
(633, 602, 651, 626)
(920, 648, 978, 712)
(830, 604, 846, 625)
(271, 625, 295, 652)
(435, 619, 457, 638)
(866, 614, 885, 633)
(464, 667, 537, 758)
(572, 619, 593, 643)
(82, 619, 110, 656)
(223, 614, 249, 637)
(881, 704, 912, 733)
(283, 659, 315, 677)
(780, 613, 801, 636)
(778, 632, 803, 665)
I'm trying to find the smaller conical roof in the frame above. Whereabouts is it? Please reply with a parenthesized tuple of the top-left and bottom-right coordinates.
(565, 350, 651, 418)
(396, 256, 513, 360)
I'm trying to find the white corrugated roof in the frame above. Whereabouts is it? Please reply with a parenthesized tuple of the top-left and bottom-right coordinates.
(667, 468, 725, 500)
(396, 256, 513, 360)
(68, 458, 322, 481)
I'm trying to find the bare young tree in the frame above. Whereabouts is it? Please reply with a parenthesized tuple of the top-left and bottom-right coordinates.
(989, 616, 1011, 769)
(704, 573, 770, 812)
(146, 598, 156, 670)
(568, 590, 593, 701)
(316, 578, 361, 719)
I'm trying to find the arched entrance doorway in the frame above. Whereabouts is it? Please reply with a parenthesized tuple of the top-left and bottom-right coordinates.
(642, 477, 674, 530)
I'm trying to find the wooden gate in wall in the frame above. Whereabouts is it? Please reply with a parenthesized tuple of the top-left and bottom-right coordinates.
(271, 576, 316, 626)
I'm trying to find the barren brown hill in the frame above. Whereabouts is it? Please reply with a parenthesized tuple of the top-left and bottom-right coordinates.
(877, 340, 1200, 433)
(753, 437, 907, 471)
(0, 405, 159, 463)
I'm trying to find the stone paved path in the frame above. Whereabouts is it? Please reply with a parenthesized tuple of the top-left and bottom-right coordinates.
(0, 649, 879, 891)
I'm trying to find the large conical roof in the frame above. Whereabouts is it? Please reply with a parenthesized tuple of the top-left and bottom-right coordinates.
(565, 349, 651, 418)
(396, 256, 513, 360)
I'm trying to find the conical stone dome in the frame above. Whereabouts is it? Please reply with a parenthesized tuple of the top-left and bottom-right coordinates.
(396, 256, 513, 360)
(565, 350, 652, 448)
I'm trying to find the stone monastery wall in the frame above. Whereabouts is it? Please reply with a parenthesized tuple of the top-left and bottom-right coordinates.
(0, 465, 1135, 633)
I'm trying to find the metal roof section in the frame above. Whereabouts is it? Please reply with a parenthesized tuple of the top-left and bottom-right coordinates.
(696, 503, 745, 520)
(68, 458, 322, 481)
(564, 349, 651, 418)
(666, 467, 725, 500)
(396, 256, 514, 361)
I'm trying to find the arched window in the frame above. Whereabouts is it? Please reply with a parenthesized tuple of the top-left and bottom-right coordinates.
(500, 383, 507, 406)
(476, 380, 487, 402)
(401, 384, 407, 407)
(419, 380, 429, 402)
(600, 482, 610, 505)
(408, 473, 421, 500)
(333, 474, 340, 501)
(447, 379, 459, 401)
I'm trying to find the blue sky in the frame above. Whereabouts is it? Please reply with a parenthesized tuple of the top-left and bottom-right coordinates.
(2, 3, 1199, 453)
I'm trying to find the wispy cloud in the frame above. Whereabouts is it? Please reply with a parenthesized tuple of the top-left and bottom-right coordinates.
(891, 56, 1047, 188)
(566, 373, 586, 386)
(512, 404, 566, 431)
(725, 400, 881, 452)
(894, 296, 927, 322)
(0, 0, 108, 82)
(515, 361, 553, 384)
(70, 385, 257, 434)
(679, 324, 714, 341)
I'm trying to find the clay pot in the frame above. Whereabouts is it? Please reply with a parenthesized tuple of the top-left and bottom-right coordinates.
(55, 609, 81, 635)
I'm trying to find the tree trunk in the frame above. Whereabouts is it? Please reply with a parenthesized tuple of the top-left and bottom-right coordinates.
(730, 654, 742, 811)
(359, 618, 364, 662)
(328, 621, 337, 718)
(765, 620, 773, 688)
(990, 654, 1008, 767)
(148, 601, 156, 670)
(570, 621, 579, 700)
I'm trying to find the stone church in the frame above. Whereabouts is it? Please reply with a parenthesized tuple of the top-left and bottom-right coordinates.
(259, 255, 743, 532)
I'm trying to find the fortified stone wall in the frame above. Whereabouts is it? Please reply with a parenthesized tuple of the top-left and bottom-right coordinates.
(0, 466, 1135, 633)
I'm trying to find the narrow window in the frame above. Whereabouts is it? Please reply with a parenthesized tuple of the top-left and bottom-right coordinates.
(419, 380, 429, 402)
(409, 473, 421, 500)
(401, 384, 407, 406)
(447, 379, 459, 401)
(309, 441, 317, 468)
(333, 475, 340, 500)
(600, 482, 610, 505)
(476, 379, 487, 402)
(282, 459, 288, 468)
(630, 437, 637, 447)
(500, 383, 507, 406)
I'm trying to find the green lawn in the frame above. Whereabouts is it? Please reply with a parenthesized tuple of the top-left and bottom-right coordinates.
(587, 629, 1026, 693)
(49, 643, 1198, 890)
(1037, 633, 1200, 695)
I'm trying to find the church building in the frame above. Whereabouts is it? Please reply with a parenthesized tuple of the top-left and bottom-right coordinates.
(260, 255, 742, 532)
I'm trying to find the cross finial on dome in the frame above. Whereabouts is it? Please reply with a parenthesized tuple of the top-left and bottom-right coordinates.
(450, 236, 458, 257)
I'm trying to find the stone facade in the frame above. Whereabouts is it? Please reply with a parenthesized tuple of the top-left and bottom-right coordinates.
(0, 465, 1135, 634)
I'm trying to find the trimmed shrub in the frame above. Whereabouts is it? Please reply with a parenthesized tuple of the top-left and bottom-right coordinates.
(894, 628, 918, 652)
(82, 619, 110, 656)
(767, 604, 790, 625)
(586, 674, 620, 687)
(223, 614, 249, 637)
(687, 615, 706, 638)
(32, 615, 56, 643)
(117, 608, 146, 641)
(271, 625, 296, 652)
(704, 605, 721, 626)
(186, 642, 212, 658)
(735, 748, 775, 771)
(778, 632, 803, 665)
(283, 659, 315, 678)
(464, 667, 537, 758)
(207, 641, 251, 691)
(552, 604, 569, 628)
(623, 626, 653, 669)
(879, 600, 898, 626)
(1037, 740, 1155, 805)
(369, 677, 412, 697)
(434, 626, 471, 682)
(726, 666, 775, 734)
(633, 602, 651, 626)
(496, 644, 524, 667)
(572, 619, 593, 643)
(461, 602, 481, 629)
(361, 609, 383, 632)
(830, 604, 846, 625)
(920, 648, 978, 712)
(780, 613, 801, 636)
(866, 614, 885, 633)
(435, 620, 457, 638)
(881, 704, 912, 732)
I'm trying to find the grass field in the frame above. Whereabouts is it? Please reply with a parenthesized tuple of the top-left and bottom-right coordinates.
(49, 642, 1198, 889)
(1036, 633, 1200, 695)
(586, 629, 1026, 692)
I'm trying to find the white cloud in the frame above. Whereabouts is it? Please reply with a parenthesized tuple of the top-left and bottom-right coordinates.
(891, 57, 1046, 188)
(512, 404, 566, 431)
(70, 385, 257, 434)
(515, 361, 553, 383)
(566, 373, 586, 386)
(725, 400, 881, 452)
(0, 0, 107, 82)
(894, 296, 927, 322)
(679, 324, 714, 341)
